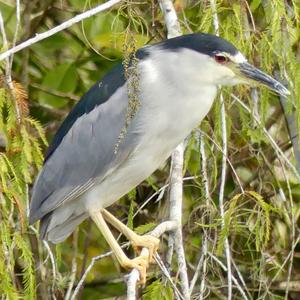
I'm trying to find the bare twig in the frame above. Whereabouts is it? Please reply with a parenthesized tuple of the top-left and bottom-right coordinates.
(65, 230, 79, 300)
(0, 0, 122, 62)
(231, 258, 252, 300)
(154, 253, 185, 300)
(189, 133, 211, 297)
(133, 175, 200, 219)
(218, 94, 232, 300)
(29, 224, 57, 297)
(262, 235, 300, 299)
(42, 240, 57, 296)
(231, 93, 300, 181)
(0, 12, 8, 56)
(208, 252, 249, 300)
(30, 83, 80, 101)
(0, 2, 21, 121)
(70, 243, 129, 300)
(210, 1, 232, 298)
(9, 0, 20, 70)
(196, 129, 244, 193)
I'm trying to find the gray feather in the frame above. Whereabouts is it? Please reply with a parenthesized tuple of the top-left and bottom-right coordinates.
(29, 84, 136, 225)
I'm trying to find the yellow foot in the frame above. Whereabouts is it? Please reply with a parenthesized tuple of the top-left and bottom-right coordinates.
(121, 255, 149, 284)
(131, 235, 160, 264)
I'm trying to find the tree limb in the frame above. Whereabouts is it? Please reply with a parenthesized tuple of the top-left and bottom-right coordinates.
(126, 221, 178, 300)
(158, 0, 190, 298)
(0, 0, 121, 62)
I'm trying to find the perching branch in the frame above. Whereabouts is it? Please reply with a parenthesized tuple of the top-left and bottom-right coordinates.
(158, 0, 190, 299)
(126, 221, 177, 300)
(167, 143, 190, 299)
(0, 0, 121, 62)
(126, 1, 190, 298)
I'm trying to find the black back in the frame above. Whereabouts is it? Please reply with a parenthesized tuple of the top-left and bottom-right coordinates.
(44, 64, 125, 162)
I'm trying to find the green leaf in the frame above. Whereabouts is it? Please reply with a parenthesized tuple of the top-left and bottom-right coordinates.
(134, 222, 157, 235)
(250, 0, 261, 12)
(143, 279, 173, 300)
(38, 63, 78, 108)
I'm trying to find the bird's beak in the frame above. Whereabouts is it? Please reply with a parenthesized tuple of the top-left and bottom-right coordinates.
(238, 62, 290, 97)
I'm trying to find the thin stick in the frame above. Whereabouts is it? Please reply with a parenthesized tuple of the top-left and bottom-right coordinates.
(208, 252, 249, 300)
(210, 0, 232, 298)
(154, 253, 185, 300)
(196, 129, 244, 193)
(65, 230, 79, 300)
(218, 94, 232, 300)
(231, 93, 300, 181)
(0, 0, 122, 62)
(70, 244, 129, 300)
(189, 133, 211, 297)
(9, 0, 20, 71)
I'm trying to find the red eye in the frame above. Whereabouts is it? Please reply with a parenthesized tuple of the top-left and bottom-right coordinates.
(214, 54, 229, 64)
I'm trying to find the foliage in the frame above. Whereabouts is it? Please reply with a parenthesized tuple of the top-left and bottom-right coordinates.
(0, 0, 299, 299)
(143, 279, 173, 300)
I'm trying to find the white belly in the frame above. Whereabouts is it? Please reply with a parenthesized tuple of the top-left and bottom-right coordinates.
(84, 143, 169, 211)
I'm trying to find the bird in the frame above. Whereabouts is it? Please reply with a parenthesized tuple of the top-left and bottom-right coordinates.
(29, 33, 289, 282)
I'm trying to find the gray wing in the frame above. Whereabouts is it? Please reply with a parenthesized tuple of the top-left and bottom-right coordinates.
(29, 80, 136, 225)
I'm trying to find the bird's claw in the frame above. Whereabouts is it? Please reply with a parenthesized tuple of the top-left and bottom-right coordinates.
(131, 235, 160, 264)
(121, 255, 149, 284)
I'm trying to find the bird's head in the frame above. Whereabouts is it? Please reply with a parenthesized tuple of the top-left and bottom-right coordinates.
(209, 49, 290, 97)
(154, 33, 290, 97)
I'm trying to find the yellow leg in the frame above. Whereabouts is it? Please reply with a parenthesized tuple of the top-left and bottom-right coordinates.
(101, 208, 160, 263)
(91, 211, 148, 283)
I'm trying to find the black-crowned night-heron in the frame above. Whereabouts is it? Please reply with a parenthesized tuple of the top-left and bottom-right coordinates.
(29, 33, 289, 282)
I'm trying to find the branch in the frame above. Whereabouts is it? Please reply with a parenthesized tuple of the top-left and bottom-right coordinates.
(70, 243, 129, 300)
(218, 94, 232, 300)
(126, 0, 189, 298)
(208, 252, 249, 300)
(210, 0, 232, 298)
(0, 0, 122, 62)
(231, 93, 300, 181)
(189, 133, 211, 297)
(158, 0, 181, 39)
(154, 253, 185, 300)
(157, 0, 190, 299)
(65, 230, 79, 300)
(0, 10, 21, 121)
(126, 221, 177, 300)
(168, 144, 190, 299)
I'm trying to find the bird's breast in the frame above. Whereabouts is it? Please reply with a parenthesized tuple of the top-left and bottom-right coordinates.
(84, 68, 217, 212)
